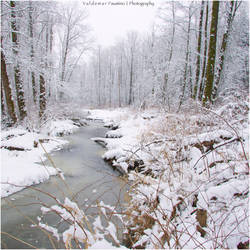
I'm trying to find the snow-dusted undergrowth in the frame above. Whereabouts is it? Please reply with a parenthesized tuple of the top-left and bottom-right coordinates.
(37, 92, 248, 249)
(76, 93, 248, 248)
(3, 93, 248, 248)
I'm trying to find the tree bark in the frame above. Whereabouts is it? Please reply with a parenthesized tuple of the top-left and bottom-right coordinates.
(199, 1, 209, 101)
(98, 46, 101, 106)
(118, 55, 122, 107)
(61, 27, 69, 82)
(203, 0, 220, 105)
(28, 1, 37, 104)
(39, 17, 49, 119)
(128, 49, 134, 105)
(1, 50, 17, 124)
(109, 57, 112, 108)
(10, 0, 27, 120)
(39, 75, 46, 118)
(162, 1, 175, 106)
(1, 83, 5, 118)
(178, 6, 192, 111)
(193, 1, 205, 100)
(212, 0, 239, 100)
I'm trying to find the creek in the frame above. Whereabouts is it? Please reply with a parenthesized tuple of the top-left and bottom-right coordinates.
(1, 120, 128, 248)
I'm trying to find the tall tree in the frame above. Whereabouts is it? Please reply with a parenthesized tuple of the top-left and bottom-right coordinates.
(199, 1, 209, 101)
(118, 53, 123, 107)
(39, 75, 46, 118)
(1, 83, 5, 118)
(193, 1, 205, 100)
(28, 1, 37, 104)
(212, 0, 240, 100)
(1, 50, 17, 124)
(97, 46, 101, 106)
(162, 1, 175, 106)
(203, 0, 220, 105)
(127, 32, 138, 105)
(10, 1, 27, 120)
(59, 3, 89, 82)
(178, 3, 193, 110)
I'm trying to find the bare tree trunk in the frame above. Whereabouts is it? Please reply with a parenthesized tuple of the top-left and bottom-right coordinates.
(39, 19, 49, 119)
(1, 83, 5, 118)
(28, 1, 36, 104)
(10, 1, 27, 120)
(212, 0, 240, 100)
(199, 1, 209, 101)
(203, 0, 220, 105)
(189, 56, 193, 98)
(118, 55, 122, 107)
(109, 58, 112, 108)
(98, 46, 101, 106)
(193, 0, 205, 100)
(149, 25, 156, 98)
(39, 75, 46, 118)
(178, 6, 192, 111)
(61, 29, 69, 82)
(48, 18, 54, 98)
(1, 50, 17, 124)
(162, 2, 175, 106)
(128, 50, 134, 105)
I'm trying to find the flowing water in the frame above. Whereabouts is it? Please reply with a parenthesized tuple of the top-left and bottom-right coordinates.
(1, 120, 128, 249)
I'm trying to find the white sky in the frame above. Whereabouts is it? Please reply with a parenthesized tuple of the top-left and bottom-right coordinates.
(84, 0, 159, 46)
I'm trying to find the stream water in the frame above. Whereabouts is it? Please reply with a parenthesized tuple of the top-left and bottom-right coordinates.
(1, 120, 128, 249)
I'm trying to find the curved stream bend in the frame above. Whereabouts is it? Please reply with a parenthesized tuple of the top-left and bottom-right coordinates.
(1, 120, 127, 249)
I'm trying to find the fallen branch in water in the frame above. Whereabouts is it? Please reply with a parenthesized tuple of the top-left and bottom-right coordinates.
(91, 137, 107, 147)
(1, 146, 31, 151)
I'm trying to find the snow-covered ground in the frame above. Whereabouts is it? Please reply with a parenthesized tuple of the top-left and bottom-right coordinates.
(84, 102, 249, 249)
(1, 119, 79, 197)
(2, 101, 248, 248)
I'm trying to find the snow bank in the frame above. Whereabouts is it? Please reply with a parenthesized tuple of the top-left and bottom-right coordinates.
(87, 107, 249, 249)
(26, 105, 248, 249)
(87, 108, 129, 126)
(88, 109, 159, 175)
(41, 119, 79, 136)
(1, 119, 79, 197)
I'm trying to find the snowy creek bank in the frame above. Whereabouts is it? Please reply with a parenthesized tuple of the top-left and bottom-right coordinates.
(1, 105, 249, 249)
(1, 120, 128, 249)
(87, 108, 249, 249)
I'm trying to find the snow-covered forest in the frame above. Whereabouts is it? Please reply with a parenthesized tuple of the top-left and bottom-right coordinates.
(1, 0, 249, 249)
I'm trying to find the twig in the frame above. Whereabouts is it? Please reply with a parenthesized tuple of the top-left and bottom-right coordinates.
(193, 137, 240, 169)
(1, 231, 37, 249)
(203, 107, 249, 169)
